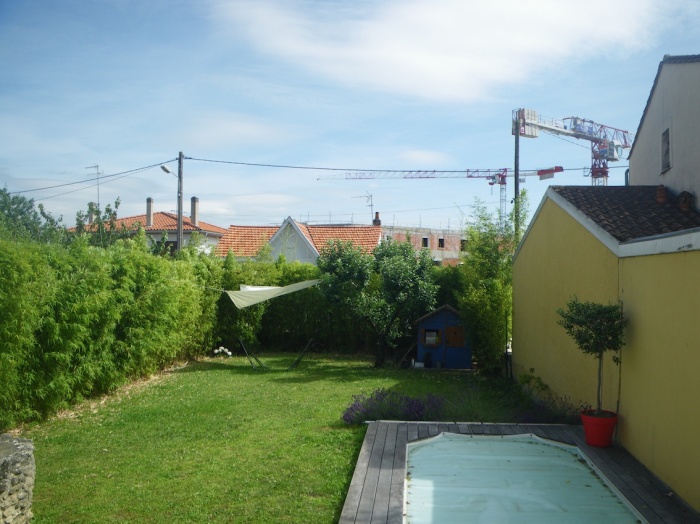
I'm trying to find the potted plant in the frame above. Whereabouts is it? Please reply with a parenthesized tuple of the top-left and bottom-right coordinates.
(557, 297, 628, 447)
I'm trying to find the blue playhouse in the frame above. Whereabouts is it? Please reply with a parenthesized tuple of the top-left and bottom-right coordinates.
(415, 305, 472, 369)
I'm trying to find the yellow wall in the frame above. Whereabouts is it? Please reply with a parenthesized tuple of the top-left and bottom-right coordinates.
(513, 200, 620, 412)
(514, 198, 700, 511)
(618, 252, 700, 509)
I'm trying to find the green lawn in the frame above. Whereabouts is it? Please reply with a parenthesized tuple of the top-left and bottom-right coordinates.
(17, 354, 543, 523)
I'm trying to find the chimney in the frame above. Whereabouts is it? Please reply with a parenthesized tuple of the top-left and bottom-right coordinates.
(655, 185, 667, 204)
(146, 197, 154, 227)
(679, 191, 693, 212)
(191, 196, 199, 227)
(373, 212, 381, 226)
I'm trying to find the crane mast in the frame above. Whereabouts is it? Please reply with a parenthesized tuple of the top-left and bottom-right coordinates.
(513, 108, 633, 186)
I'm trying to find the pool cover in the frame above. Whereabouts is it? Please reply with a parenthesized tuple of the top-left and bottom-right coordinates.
(405, 433, 644, 523)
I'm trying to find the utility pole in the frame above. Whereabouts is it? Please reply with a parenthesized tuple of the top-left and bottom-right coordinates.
(177, 151, 184, 252)
(513, 115, 521, 242)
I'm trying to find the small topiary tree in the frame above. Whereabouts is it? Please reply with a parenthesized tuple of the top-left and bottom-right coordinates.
(556, 297, 628, 415)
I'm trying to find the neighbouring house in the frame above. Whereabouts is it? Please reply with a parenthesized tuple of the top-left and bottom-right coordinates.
(73, 197, 228, 251)
(512, 54, 700, 512)
(627, 54, 700, 194)
(414, 305, 472, 369)
(379, 215, 466, 266)
(215, 216, 382, 264)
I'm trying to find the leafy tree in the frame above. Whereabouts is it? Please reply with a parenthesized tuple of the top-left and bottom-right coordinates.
(74, 199, 136, 248)
(318, 239, 437, 367)
(557, 297, 628, 414)
(0, 187, 65, 242)
(459, 193, 528, 373)
(149, 231, 174, 257)
(432, 264, 468, 309)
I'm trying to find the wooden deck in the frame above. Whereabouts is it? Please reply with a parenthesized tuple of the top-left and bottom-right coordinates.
(339, 421, 700, 524)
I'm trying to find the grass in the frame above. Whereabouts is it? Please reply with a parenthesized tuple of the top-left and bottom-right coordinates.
(15, 354, 554, 523)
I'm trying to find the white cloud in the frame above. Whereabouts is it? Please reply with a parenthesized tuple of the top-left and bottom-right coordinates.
(210, 0, 671, 102)
(399, 149, 453, 166)
(180, 112, 294, 149)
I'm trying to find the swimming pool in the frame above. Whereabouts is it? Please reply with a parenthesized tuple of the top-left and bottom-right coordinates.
(404, 432, 645, 523)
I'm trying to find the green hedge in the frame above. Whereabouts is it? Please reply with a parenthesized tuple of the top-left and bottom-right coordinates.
(0, 233, 221, 430)
(0, 231, 468, 430)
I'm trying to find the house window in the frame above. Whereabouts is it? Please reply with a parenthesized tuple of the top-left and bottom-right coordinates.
(438, 238, 445, 249)
(384, 234, 392, 242)
(662, 128, 671, 173)
(424, 329, 440, 346)
(460, 239, 467, 251)
(422, 237, 429, 248)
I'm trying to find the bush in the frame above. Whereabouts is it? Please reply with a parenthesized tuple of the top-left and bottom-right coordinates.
(0, 232, 222, 431)
(341, 388, 445, 425)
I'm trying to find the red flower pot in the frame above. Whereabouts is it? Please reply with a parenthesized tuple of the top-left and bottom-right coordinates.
(581, 409, 618, 448)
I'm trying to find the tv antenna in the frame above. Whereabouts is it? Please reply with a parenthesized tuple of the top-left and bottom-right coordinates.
(352, 192, 373, 222)
(85, 164, 103, 209)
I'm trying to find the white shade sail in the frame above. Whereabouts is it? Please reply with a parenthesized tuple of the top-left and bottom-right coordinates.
(226, 279, 322, 309)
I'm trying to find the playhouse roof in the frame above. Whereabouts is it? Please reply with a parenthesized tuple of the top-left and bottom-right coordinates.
(414, 304, 461, 325)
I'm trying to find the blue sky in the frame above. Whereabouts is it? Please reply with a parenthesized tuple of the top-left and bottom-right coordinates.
(2, 0, 699, 230)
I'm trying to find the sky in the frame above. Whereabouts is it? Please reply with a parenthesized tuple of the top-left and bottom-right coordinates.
(1, 0, 700, 231)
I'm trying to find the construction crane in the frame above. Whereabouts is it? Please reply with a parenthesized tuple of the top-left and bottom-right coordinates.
(512, 108, 634, 186)
(325, 166, 562, 219)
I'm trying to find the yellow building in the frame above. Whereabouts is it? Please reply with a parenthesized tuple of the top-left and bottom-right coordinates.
(514, 54, 700, 512)
(514, 185, 700, 512)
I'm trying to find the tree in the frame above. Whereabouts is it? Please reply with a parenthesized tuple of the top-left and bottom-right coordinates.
(0, 187, 65, 242)
(74, 199, 136, 248)
(459, 193, 528, 373)
(557, 297, 628, 414)
(318, 239, 437, 367)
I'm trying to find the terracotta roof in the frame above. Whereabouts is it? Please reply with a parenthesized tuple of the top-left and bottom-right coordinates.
(304, 225, 382, 254)
(215, 225, 279, 257)
(552, 185, 700, 242)
(215, 220, 382, 258)
(629, 54, 700, 158)
(71, 212, 228, 236)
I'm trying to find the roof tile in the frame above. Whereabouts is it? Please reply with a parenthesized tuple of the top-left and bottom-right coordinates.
(553, 185, 700, 242)
(71, 212, 228, 235)
(215, 225, 279, 257)
(215, 220, 382, 258)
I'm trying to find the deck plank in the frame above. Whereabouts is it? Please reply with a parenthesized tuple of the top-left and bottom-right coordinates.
(340, 422, 378, 524)
(354, 421, 387, 523)
(340, 422, 700, 523)
(387, 423, 407, 524)
(371, 422, 398, 522)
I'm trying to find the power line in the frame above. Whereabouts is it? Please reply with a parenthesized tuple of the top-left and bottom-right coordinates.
(188, 156, 485, 174)
(11, 155, 629, 213)
(9, 160, 177, 196)
(189, 155, 626, 176)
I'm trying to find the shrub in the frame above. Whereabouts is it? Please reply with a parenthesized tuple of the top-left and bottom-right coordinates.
(341, 388, 445, 425)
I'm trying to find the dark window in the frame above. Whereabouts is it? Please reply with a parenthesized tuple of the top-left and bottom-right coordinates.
(422, 237, 429, 248)
(424, 329, 440, 345)
(662, 128, 671, 172)
(438, 238, 445, 249)
(460, 239, 467, 251)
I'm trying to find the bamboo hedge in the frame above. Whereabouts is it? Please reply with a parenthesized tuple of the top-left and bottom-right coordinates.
(1, 230, 442, 430)
(0, 232, 221, 430)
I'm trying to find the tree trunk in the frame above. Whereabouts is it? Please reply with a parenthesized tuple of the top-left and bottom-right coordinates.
(596, 355, 603, 414)
(374, 335, 386, 368)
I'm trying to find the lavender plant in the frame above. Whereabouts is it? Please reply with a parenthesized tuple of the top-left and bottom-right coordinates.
(342, 388, 445, 425)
